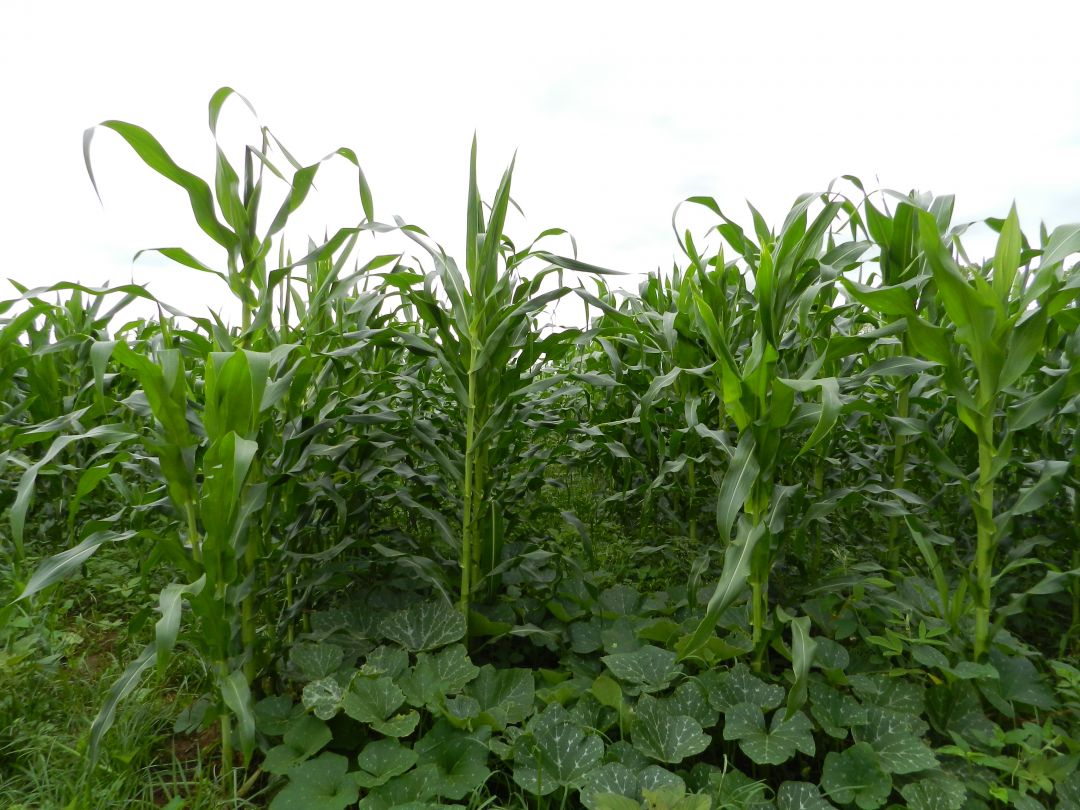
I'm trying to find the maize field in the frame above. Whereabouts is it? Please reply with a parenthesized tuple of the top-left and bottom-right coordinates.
(1, 89, 1079, 809)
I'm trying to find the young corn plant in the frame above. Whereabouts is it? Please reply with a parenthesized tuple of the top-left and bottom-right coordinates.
(392, 139, 588, 622)
(675, 193, 868, 664)
(910, 206, 1076, 659)
(18, 89, 386, 775)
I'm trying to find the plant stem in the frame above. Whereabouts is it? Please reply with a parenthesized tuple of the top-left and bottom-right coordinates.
(186, 501, 202, 564)
(972, 408, 996, 661)
(886, 382, 910, 572)
(461, 344, 479, 619)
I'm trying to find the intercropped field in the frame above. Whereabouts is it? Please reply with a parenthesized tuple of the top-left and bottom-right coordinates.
(1, 89, 1079, 809)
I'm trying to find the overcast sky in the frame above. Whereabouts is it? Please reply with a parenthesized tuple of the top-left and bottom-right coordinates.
(3, 0, 1080, 324)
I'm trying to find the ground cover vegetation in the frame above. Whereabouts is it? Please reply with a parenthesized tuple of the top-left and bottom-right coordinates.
(2, 90, 1080, 809)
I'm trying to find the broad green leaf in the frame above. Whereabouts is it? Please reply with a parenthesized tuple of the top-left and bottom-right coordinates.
(465, 665, 535, 730)
(602, 645, 682, 694)
(898, 775, 967, 810)
(290, 643, 345, 682)
(399, 644, 479, 708)
(582, 763, 639, 809)
(270, 752, 359, 810)
(631, 694, 710, 764)
(255, 696, 303, 736)
(662, 679, 718, 729)
(513, 704, 604, 795)
(354, 739, 418, 789)
(703, 663, 784, 713)
(722, 703, 814, 766)
(983, 651, 1057, 711)
(355, 763, 441, 808)
(414, 720, 491, 800)
(869, 732, 937, 774)
(302, 676, 345, 721)
(342, 676, 405, 724)
(820, 743, 892, 810)
(380, 599, 466, 652)
(809, 681, 866, 739)
(263, 715, 332, 775)
(777, 781, 837, 810)
(371, 711, 420, 737)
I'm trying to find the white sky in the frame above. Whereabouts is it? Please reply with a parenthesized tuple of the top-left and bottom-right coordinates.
(3, 0, 1080, 326)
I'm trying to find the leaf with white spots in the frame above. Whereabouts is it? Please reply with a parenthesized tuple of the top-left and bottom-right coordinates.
(466, 665, 535, 730)
(289, 643, 345, 682)
(809, 680, 866, 740)
(354, 739, 418, 789)
(270, 752, 359, 810)
(821, 742, 892, 810)
(662, 679, 719, 728)
(632, 694, 711, 764)
(722, 703, 815, 766)
(399, 644, 479, 709)
(302, 676, 345, 721)
(899, 775, 967, 810)
(777, 781, 837, 810)
(702, 663, 784, 713)
(603, 644, 682, 694)
(581, 763, 639, 810)
(379, 599, 466, 652)
(870, 732, 938, 775)
(512, 704, 604, 796)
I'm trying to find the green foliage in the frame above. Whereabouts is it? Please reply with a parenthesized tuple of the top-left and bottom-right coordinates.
(3, 91, 1080, 809)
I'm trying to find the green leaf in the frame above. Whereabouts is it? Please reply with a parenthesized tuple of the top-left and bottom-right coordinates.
(465, 666, 535, 730)
(220, 669, 256, 760)
(869, 732, 937, 775)
(342, 676, 405, 724)
(512, 704, 604, 796)
(722, 703, 814, 766)
(399, 644, 479, 708)
(983, 651, 1057, 711)
(302, 676, 345, 721)
(18, 529, 137, 601)
(414, 720, 491, 800)
(777, 781, 837, 810)
(703, 663, 784, 713)
(821, 743, 891, 809)
(809, 680, 866, 740)
(631, 694, 710, 764)
(84, 120, 236, 251)
(992, 203, 1022, 301)
(263, 715, 332, 775)
(716, 432, 758, 541)
(354, 739, 418, 789)
(602, 645, 682, 694)
(661, 680, 718, 729)
(270, 752, 359, 810)
(255, 696, 302, 737)
(380, 599, 466, 652)
(89, 643, 155, 763)
(582, 763, 639, 809)
(371, 711, 420, 737)
(898, 775, 967, 810)
(678, 522, 767, 661)
(290, 643, 345, 682)
(785, 614, 817, 717)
